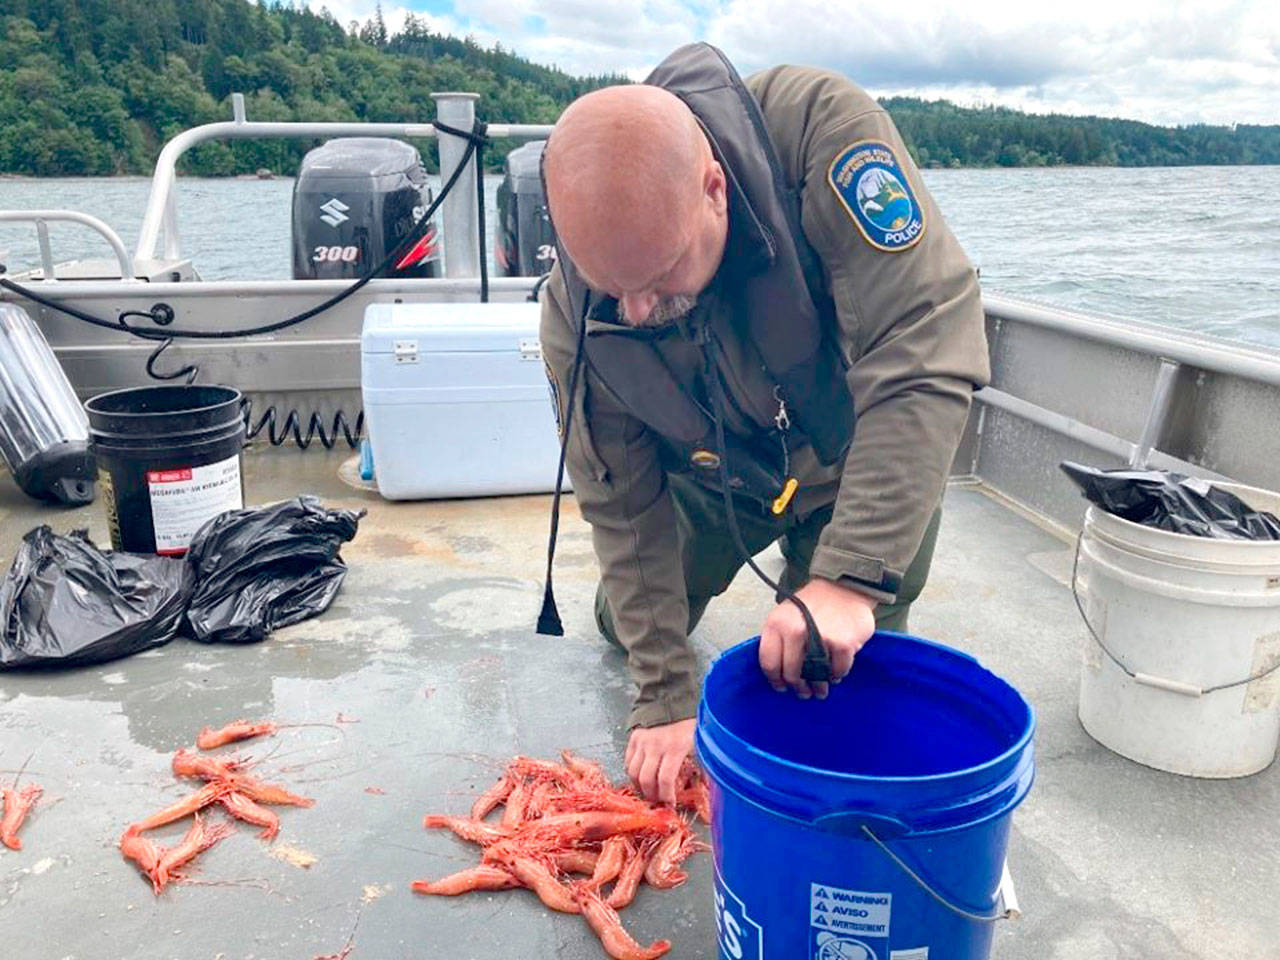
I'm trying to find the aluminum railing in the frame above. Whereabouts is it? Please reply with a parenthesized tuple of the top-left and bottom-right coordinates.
(0, 210, 136, 281)
(978, 291, 1280, 475)
(983, 293, 1280, 390)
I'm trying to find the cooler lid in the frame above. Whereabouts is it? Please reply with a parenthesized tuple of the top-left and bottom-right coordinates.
(362, 302, 543, 355)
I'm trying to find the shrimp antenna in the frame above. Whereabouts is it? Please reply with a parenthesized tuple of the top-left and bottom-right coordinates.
(12, 750, 35, 790)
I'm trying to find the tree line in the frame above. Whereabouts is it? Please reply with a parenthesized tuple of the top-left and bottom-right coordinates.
(884, 97, 1280, 168)
(1, 0, 1276, 178)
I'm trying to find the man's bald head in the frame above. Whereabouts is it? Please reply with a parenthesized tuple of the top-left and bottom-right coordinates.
(545, 85, 729, 324)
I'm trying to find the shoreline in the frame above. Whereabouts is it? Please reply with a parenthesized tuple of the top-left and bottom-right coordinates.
(4, 162, 1280, 182)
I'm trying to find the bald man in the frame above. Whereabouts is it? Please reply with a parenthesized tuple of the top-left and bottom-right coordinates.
(538, 43, 989, 803)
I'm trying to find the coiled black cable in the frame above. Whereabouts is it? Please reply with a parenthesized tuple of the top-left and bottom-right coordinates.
(239, 398, 364, 451)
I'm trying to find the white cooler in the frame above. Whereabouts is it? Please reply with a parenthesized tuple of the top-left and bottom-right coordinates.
(361, 302, 566, 500)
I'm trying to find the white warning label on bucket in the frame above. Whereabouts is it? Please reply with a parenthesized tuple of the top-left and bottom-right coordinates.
(147, 454, 242, 555)
(810, 884, 892, 939)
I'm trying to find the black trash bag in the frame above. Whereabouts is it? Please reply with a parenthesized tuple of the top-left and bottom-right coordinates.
(1060, 461, 1280, 540)
(0, 527, 193, 669)
(184, 496, 365, 644)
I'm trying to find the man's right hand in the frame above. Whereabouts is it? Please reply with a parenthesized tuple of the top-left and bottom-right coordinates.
(625, 718, 696, 805)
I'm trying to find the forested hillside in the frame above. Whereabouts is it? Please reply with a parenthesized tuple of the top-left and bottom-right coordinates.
(884, 97, 1280, 168)
(0, 0, 621, 175)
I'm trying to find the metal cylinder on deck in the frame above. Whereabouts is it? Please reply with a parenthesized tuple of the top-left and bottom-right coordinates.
(0, 303, 96, 505)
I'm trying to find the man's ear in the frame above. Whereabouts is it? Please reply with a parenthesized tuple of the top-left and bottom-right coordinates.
(706, 160, 727, 216)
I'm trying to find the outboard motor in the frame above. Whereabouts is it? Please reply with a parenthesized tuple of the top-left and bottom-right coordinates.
(0, 303, 95, 505)
(292, 138, 441, 280)
(496, 141, 557, 277)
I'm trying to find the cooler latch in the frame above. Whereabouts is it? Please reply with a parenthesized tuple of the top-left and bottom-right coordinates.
(519, 338, 542, 362)
(394, 340, 418, 364)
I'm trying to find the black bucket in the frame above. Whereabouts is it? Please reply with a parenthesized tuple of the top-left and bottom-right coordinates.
(85, 385, 246, 555)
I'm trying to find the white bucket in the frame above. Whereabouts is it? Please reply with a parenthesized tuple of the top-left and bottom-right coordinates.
(1075, 481, 1280, 778)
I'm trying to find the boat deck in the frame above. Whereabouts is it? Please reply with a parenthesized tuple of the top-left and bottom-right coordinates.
(0, 447, 1275, 959)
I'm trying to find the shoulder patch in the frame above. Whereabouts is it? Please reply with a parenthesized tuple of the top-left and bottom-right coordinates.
(827, 140, 925, 252)
(544, 359, 564, 438)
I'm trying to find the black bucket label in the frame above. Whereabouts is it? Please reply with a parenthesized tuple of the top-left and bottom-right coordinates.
(146, 453, 242, 555)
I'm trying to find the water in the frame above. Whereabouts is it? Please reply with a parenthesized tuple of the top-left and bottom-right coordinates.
(1, 166, 1278, 350)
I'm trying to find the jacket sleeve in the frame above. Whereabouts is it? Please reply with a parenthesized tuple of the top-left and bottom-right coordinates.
(781, 73, 990, 600)
(539, 265, 701, 727)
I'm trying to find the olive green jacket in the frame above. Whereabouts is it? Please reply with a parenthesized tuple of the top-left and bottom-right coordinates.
(540, 66, 990, 729)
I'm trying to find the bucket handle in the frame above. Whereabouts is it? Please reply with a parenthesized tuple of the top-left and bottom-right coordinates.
(1072, 533, 1280, 697)
(812, 809, 912, 840)
(861, 825, 1018, 923)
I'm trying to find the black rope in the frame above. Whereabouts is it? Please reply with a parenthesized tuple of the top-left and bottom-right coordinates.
(477, 147, 488, 302)
(529, 271, 552, 303)
(0, 121, 488, 340)
(476, 126, 490, 303)
(535, 306, 588, 637)
(144, 338, 198, 384)
(703, 328, 831, 683)
(432, 118, 490, 303)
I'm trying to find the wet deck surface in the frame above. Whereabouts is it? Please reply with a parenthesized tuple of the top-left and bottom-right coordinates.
(0, 448, 1276, 959)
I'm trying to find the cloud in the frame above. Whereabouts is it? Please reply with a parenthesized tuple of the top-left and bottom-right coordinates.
(455, 0, 702, 76)
(316, 0, 1280, 125)
(706, 0, 1280, 124)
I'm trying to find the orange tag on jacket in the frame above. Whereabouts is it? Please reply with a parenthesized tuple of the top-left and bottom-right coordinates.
(771, 478, 799, 516)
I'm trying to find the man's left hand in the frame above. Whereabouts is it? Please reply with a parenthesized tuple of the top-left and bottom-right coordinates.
(759, 578, 876, 699)
(625, 718, 696, 805)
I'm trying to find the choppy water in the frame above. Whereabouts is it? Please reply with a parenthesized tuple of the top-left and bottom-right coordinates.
(1, 166, 1278, 349)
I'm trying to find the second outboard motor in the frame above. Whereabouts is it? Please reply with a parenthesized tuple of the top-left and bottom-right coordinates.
(496, 141, 557, 277)
(0, 303, 95, 505)
(292, 138, 441, 280)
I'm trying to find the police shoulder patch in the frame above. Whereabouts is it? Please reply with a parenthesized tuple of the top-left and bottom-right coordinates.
(828, 139, 925, 252)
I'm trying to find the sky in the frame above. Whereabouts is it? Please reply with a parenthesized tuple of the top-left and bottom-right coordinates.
(308, 0, 1280, 126)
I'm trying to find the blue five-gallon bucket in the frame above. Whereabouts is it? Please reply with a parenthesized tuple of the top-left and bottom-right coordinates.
(696, 633, 1035, 960)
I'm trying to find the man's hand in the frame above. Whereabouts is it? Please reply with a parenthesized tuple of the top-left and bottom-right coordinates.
(759, 578, 876, 700)
(625, 718, 696, 805)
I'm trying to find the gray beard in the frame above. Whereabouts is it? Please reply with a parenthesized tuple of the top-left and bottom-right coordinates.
(619, 294, 698, 329)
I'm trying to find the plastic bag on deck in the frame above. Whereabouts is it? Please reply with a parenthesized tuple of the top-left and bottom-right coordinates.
(1060, 461, 1280, 540)
(184, 496, 365, 644)
(0, 527, 193, 669)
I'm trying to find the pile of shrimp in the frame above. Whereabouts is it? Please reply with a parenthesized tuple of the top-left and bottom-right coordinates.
(414, 750, 711, 960)
(120, 719, 314, 894)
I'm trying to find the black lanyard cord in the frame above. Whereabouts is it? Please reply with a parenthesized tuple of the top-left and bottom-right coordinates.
(535, 302, 588, 637)
(702, 328, 831, 682)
